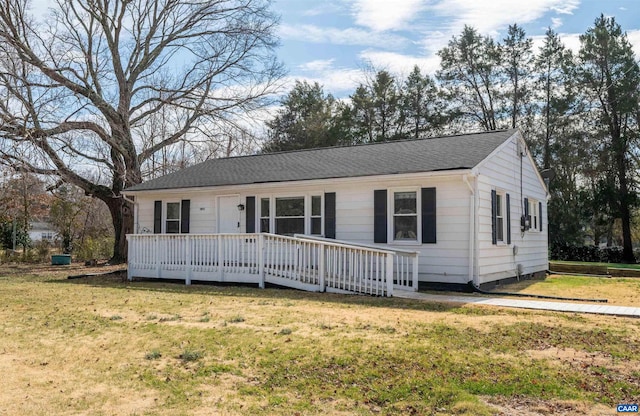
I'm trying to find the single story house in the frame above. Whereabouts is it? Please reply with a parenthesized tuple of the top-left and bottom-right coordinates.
(124, 129, 548, 290)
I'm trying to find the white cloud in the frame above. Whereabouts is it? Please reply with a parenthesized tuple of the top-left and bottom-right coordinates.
(282, 64, 366, 96)
(279, 24, 408, 49)
(626, 30, 640, 57)
(530, 32, 581, 54)
(551, 17, 563, 29)
(298, 59, 336, 72)
(421, 0, 581, 53)
(351, 0, 427, 32)
(358, 50, 441, 77)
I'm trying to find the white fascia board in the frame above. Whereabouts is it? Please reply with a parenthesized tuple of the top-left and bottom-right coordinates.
(122, 169, 472, 197)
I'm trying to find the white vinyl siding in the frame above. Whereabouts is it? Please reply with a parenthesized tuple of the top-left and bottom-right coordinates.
(476, 134, 548, 284)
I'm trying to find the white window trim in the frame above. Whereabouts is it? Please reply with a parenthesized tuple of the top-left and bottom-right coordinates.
(527, 198, 540, 232)
(165, 201, 181, 234)
(259, 197, 270, 233)
(309, 195, 323, 235)
(257, 193, 324, 236)
(495, 191, 506, 244)
(388, 187, 421, 245)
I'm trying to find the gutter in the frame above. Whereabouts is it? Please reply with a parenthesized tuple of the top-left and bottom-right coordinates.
(463, 173, 478, 287)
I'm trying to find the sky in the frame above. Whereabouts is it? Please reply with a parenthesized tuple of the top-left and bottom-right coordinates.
(271, 0, 640, 97)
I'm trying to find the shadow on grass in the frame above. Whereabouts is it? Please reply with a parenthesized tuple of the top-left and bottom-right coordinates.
(46, 272, 484, 315)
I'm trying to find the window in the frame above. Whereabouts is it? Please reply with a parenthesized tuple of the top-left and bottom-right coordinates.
(527, 199, 539, 231)
(311, 195, 322, 235)
(275, 197, 305, 236)
(166, 202, 180, 233)
(492, 190, 509, 244)
(260, 198, 270, 232)
(42, 232, 55, 241)
(393, 191, 417, 241)
(496, 193, 504, 242)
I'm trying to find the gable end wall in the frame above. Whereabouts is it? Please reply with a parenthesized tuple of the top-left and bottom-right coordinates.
(475, 134, 548, 284)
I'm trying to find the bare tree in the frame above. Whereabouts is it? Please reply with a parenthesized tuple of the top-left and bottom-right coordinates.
(0, 0, 283, 262)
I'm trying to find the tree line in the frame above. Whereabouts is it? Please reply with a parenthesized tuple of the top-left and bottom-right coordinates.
(263, 16, 640, 263)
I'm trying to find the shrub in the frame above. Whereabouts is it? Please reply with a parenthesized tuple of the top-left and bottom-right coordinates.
(34, 240, 51, 263)
(74, 236, 113, 261)
(550, 243, 628, 263)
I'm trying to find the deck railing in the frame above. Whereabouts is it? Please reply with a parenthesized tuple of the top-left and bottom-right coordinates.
(127, 233, 419, 296)
(294, 234, 419, 292)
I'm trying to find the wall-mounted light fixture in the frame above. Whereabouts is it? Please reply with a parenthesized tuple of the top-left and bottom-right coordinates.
(237, 203, 245, 211)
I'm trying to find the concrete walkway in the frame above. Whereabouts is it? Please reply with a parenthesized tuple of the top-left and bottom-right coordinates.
(394, 290, 640, 318)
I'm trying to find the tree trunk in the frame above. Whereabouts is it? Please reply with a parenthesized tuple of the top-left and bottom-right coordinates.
(617, 154, 635, 263)
(104, 196, 133, 263)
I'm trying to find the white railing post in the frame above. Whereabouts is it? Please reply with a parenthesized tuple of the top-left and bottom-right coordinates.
(155, 235, 161, 279)
(385, 253, 394, 297)
(318, 246, 325, 292)
(185, 235, 192, 285)
(412, 254, 419, 291)
(127, 235, 133, 281)
(258, 234, 265, 289)
(217, 235, 223, 280)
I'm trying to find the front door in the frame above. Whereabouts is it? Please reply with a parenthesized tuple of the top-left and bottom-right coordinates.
(218, 195, 240, 233)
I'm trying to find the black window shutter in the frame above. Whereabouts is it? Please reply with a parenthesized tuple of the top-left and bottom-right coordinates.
(154, 201, 162, 234)
(180, 200, 190, 233)
(246, 196, 256, 233)
(421, 187, 436, 244)
(506, 193, 511, 244)
(524, 197, 529, 229)
(539, 201, 543, 231)
(491, 190, 497, 245)
(324, 192, 336, 239)
(374, 190, 387, 243)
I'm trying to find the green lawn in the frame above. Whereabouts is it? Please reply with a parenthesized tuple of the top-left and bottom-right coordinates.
(0, 264, 638, 415)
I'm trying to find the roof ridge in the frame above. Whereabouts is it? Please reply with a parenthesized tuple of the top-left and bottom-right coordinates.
(206, 129, 516, 162)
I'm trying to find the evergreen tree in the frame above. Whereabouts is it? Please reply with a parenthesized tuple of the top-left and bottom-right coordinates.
(578, 15, 640, 262)
(437, 26, 504, 131)
(400, 66, 446, 139)
(264, 81, 342, 152)
(501, 24, 534, 130)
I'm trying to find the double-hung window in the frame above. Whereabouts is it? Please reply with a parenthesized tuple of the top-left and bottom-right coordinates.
(527, 199, 539, 231)
(495, 193, 504, 242)
(311, 195, 322, 235)
(275, 197, 305, 236)
(166, 202, 181, 233)
(393, 191, 418, 241)
(260, 198, 270, 232)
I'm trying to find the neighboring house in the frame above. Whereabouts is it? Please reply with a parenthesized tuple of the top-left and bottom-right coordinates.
(124, 129, 548, 289)
(28, 221, 57, 243)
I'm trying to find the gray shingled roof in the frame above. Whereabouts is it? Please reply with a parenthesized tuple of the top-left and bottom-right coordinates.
(126, 129, 517, 192)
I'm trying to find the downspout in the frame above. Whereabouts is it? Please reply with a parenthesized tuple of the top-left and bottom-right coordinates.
(463, 173, 478, 287)
(122, 194, 139, 234)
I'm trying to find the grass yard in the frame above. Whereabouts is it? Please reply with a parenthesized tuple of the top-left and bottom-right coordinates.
(500, 274, 640, 306)
(0, 264, 639, 415)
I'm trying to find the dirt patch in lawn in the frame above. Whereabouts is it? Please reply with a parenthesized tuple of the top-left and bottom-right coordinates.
(483, 396, 614, 416)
